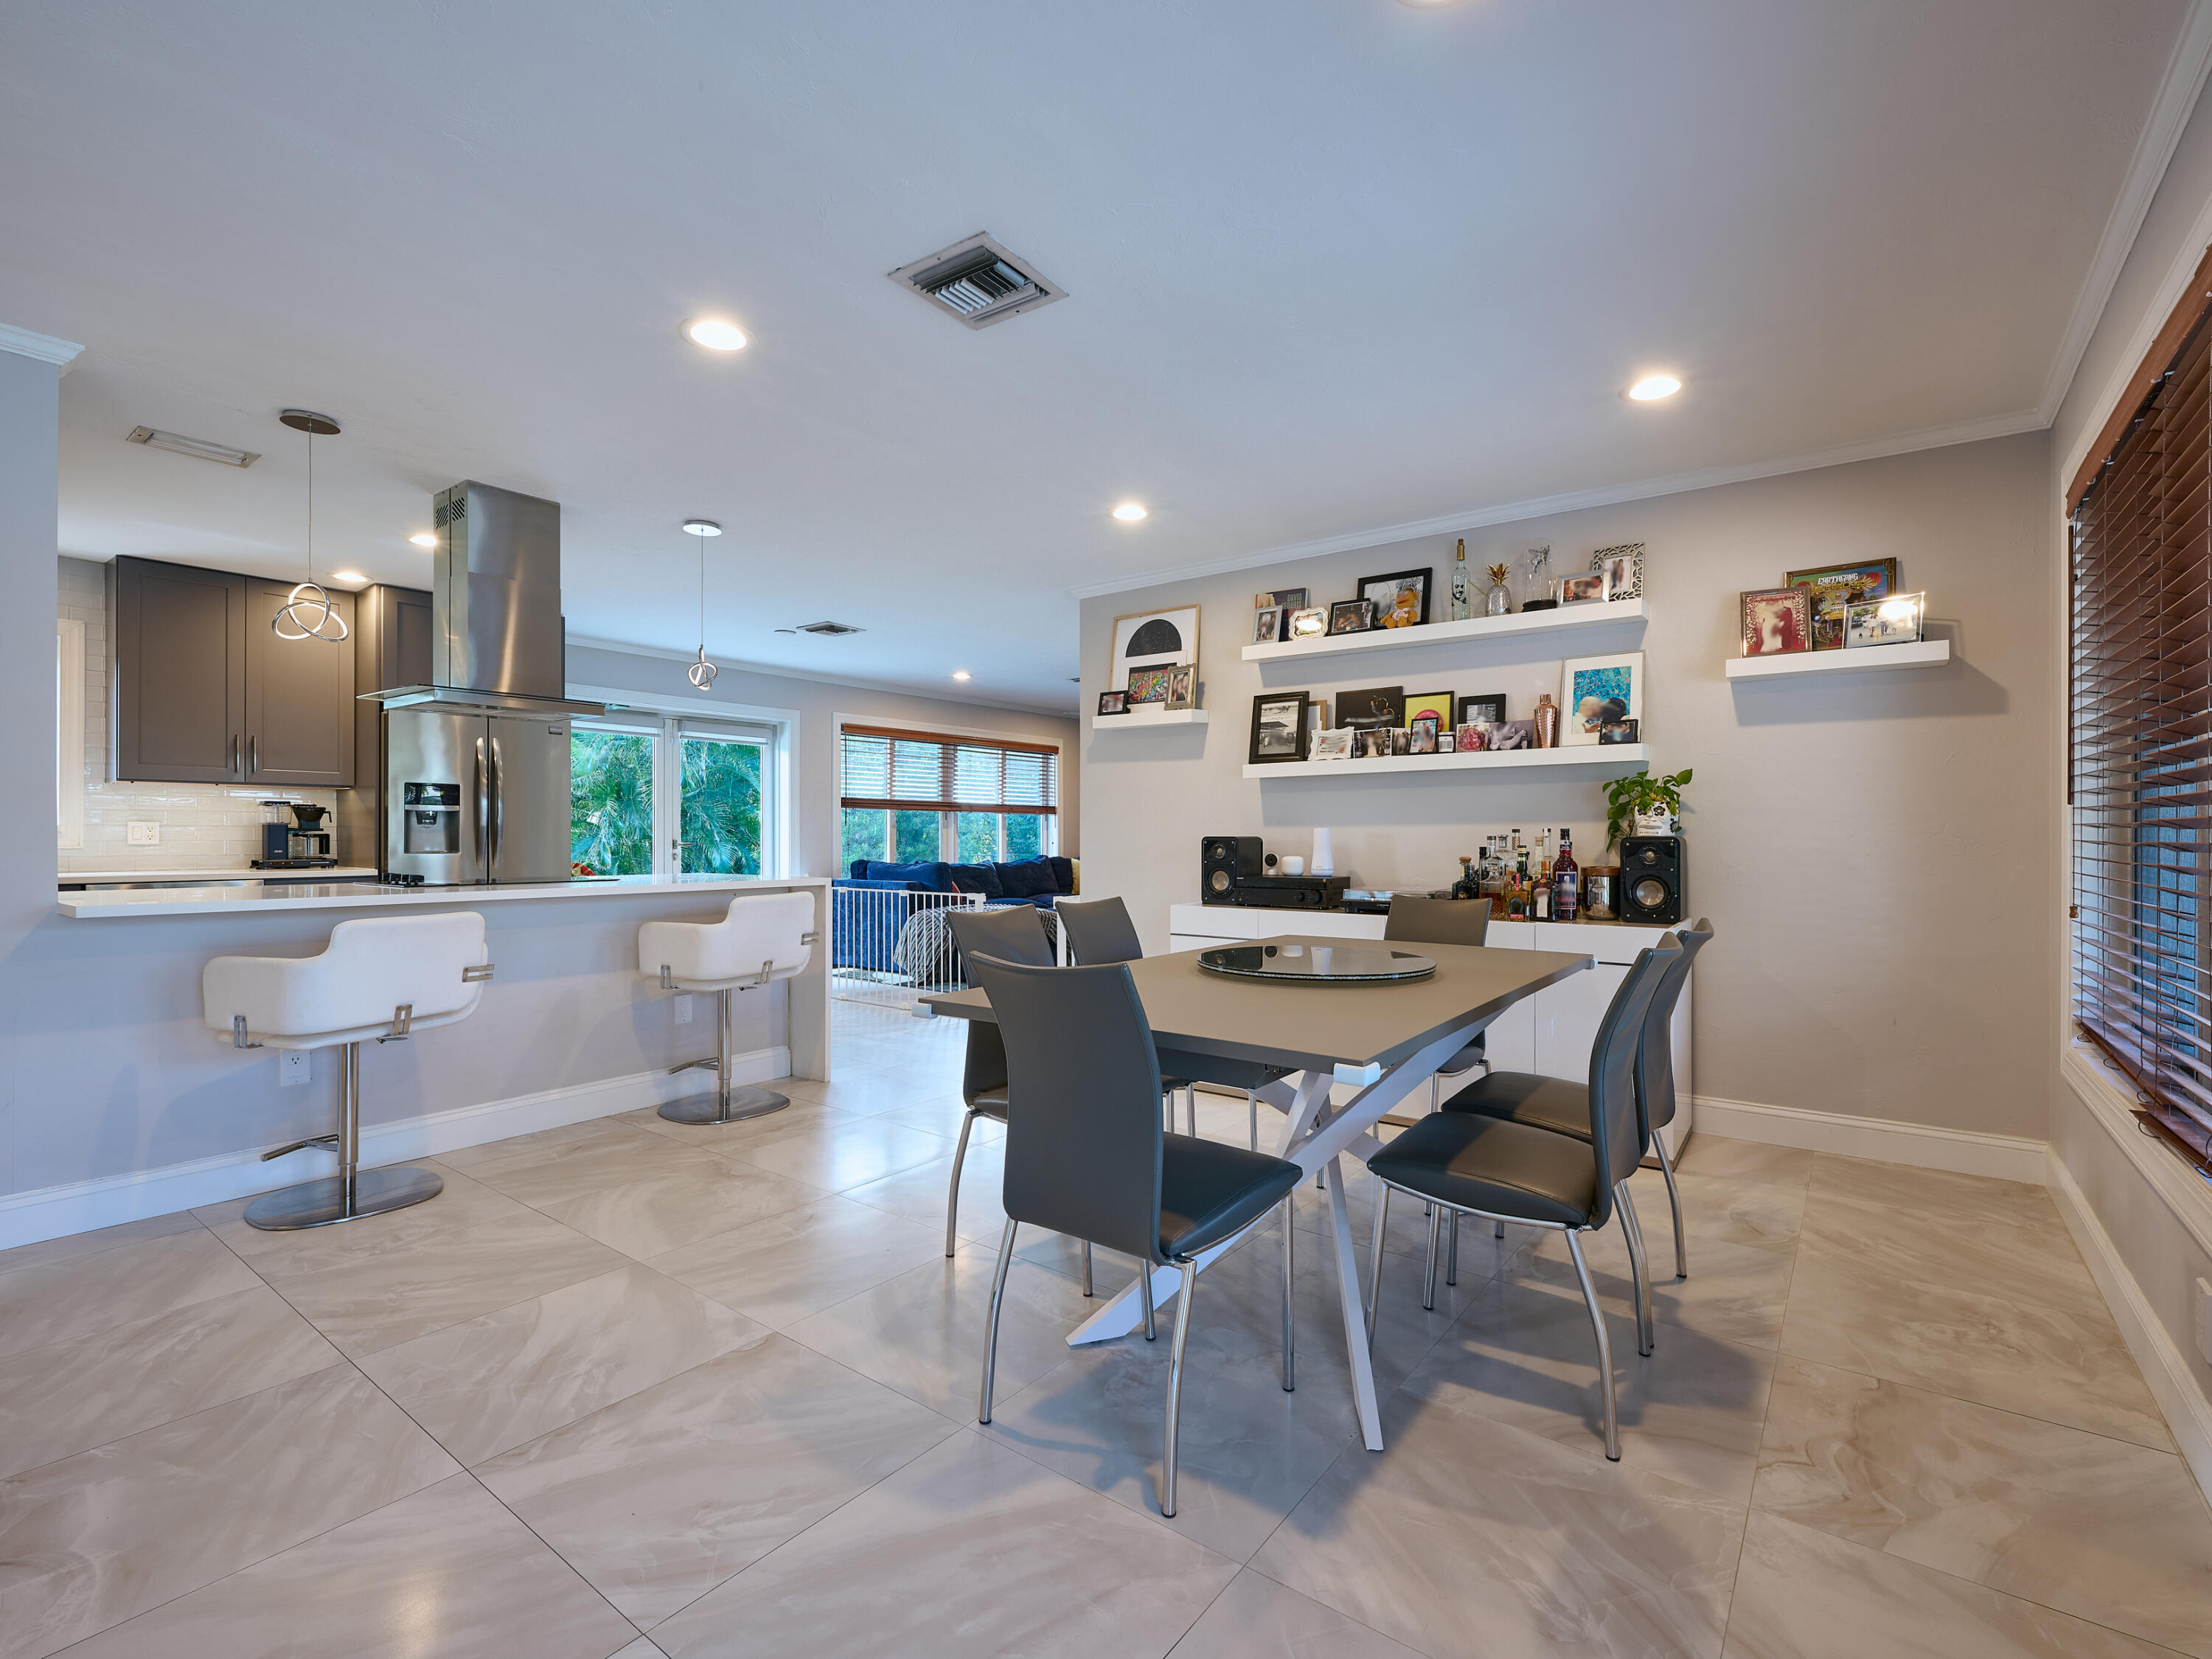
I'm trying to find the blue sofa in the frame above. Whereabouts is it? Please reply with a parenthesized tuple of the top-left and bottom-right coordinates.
(831, 856, 1074, 972)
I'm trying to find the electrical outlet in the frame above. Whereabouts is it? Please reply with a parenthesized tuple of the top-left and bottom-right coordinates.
(125, 820, 160, 846)
(2197, 1278, 2212, 1366)
(279, 1051, 309, 1088)
(675, 993, 694, 1026)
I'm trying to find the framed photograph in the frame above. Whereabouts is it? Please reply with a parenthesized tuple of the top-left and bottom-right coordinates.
(1255, 587, 1310, 611)
(1455, 723, 1488, 753)
(1558, 571, 1605, 606)
(1096, 691, 1128, 717)
(1559, 652, 1644, 747)
(1407, 720, 1439, 755)
(1456, 692, 1507, 726)
(1598, 718, 1640, 745)
(1163, 663, 1197, 709)
(1740, 587, 1812, 656)
(1404, 690, 1453, 729)
(1253, 606, 1284, 646)
(1593, 543, 1645, 602)
(1358, 728, 1394, 758)
(1485, 720, 1534, 751)
(1311, 728, 1354, 761)
(1287, 605, 1328, 640)
(1845, 591, 1927, 647)
(1111, 604, 1200, 673)
(1249, 692, 1312, 765)
(1329, 598, 1375, 635)
(1334, 685, 1405, 731)
(1127, 665, 1172, 703)
(1787, 558, 1899, 650)
(1359, 568, 1430, 628)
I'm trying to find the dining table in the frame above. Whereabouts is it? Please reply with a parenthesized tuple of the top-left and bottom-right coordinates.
(919, 933, 1593, 1451)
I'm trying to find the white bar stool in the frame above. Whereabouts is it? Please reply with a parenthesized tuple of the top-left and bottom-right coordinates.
(205, 911, 493, 1231)
(640, 891, 816, 1124)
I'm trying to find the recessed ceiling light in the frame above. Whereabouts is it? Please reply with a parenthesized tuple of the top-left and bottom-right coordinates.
(1625, 374, 1682, 402)
(330, 570, 366, 584)
(682, 518, 723, 536)
(684, 319, 748, 352)
(408, 532, 435, 547)
(952, 670, 972, 681)
(1112, 502, 1148, 522)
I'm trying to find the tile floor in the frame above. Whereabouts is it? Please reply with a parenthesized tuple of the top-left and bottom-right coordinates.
(3, 998, 2210, 1658)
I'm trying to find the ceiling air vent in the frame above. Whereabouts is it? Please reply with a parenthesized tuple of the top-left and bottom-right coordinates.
(796, 620, 865, 636)
(888, 232, 1065, 330)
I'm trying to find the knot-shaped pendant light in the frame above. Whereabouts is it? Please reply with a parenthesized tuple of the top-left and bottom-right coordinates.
(273, 409, 349, 643)
(683, 518, 723, 688)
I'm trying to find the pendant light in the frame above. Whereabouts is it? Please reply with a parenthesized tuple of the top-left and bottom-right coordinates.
(272, 409, 348, 643)
(682, 518, 723, 688)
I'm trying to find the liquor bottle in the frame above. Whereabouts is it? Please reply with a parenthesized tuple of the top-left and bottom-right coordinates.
(1452, 855, 1477, 901)
(1450, 538, 1472, 622)
(1533, 875, 1551, 919)
(1554, 827, 1579, 922)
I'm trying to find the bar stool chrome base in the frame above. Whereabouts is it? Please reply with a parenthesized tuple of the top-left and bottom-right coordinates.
(660, 1084, 790, 1124)
(245, 1165, 445, 1231)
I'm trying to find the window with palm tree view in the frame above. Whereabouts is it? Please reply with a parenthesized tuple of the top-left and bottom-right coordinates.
(571, 715, 774, 877)
(838, 724, 1057, 869)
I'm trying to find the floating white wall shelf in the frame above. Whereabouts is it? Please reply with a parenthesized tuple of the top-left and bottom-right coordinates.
(1091, 707, 1208, 731)
(1723, 639, 1950, 680)
(1242, 742, 1646, 781)
(1242, 597, 1646, 664)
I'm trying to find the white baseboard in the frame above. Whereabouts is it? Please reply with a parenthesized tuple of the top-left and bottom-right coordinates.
(2049, 1152, 2212, 1500)
(1691, 1093, 2050, 1185)
(0, 1045, 790, 1252)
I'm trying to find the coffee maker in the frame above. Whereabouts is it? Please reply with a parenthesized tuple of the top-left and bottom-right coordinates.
(255, 801, 337, 869)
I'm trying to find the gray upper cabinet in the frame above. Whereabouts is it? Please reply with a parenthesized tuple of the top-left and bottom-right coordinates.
(245, 580, 355, 787)
(110, 557, 248, 783)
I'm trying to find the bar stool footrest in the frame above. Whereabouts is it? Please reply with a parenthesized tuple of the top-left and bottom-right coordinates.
(243, 1165, 445, 1231)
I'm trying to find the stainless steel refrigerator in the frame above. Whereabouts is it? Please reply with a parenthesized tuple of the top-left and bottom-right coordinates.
(384, 706, 573, 885)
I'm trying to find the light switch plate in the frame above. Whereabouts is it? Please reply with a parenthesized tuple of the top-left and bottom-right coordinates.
(675, 994, 694, 1026)
(125, 820, 160, 846)
(279, 1051, 309, 1088)
(2197, 1278, 2212, 1366)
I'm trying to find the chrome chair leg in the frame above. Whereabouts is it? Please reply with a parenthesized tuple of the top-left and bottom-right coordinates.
(1654, 1133, 1688, 1279)
(1281, 1197, 1295, 1391)
(978, 1218, 1017, 1423)
(1446, 1210, 1459, 1285)
(1140, 1262, 1157, 1340)
(1422, 1203, 1444, 1311)
(1082, 1239, 1093, 1297)
(1495, 1217, 1506, 1239)
(1365, 1183, 1390, 1344)
(1617, 1183, 1655, 1357)
(1186, 1086, 1200, 1138)
(1565, 1228, 1619, 1460)
(1161, 1258, 1199, 1517)
(944, 1109, 977, 1257)
(1248, 1091, 1259, 1151)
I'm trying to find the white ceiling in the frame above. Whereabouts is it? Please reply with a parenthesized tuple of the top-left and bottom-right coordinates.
(0, 0, 2197, 712)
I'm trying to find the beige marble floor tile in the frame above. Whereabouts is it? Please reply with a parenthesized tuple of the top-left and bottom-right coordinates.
(841, 1142, 1010, 1247)
(1804, 1155, 2053, 1220)
(0, 1209, 204, 1276)
(720, 1113, 956, 1193)
(0, 1227, 262, 1361)
(1795, 1185, 2109, 1324)
(1169, 1570, 1425, 1659)
(532, 1158, 825, 1260)
(610, 1643, 669, 1659)
(1253, 1397, 1745, 1659)
(868, 1092, 1000, 1141)
(473, 1332, 953, 1625)
(0, 1364, 458, 1659)
(1676, 1135, 1820, 1187)
(616, 1096, 860, 1153)
(57, 1472, 638, 1659)
(1401, 1276, 1776, 1501)
(644, 1195, 947, 1330)
(197, 1159, 556, 1271)
(775, 1069, 943, 1116)
(1778, 1245, 2170, 1450)
(356, 1264, 762, 1465)
(435, 1115, 642, 1173)
(785, 1245, 1097, 1423)
(652, 1429, 1237, 1659)
(1631, 1164, 1805, 1256)
(1520, 1214, 1797, 1352)
(0, 1284, 340, 1479)
(1721, 1511, 2177, 1659)
(459, 1121, 737, 1208)
(1752, 1355, 2212, 1656)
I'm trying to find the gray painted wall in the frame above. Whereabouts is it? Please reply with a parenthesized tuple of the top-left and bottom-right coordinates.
(1080, 430, 2056, 1141)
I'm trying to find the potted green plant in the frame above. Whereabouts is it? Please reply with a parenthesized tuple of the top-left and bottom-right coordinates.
(1604, 767, 1691, 847)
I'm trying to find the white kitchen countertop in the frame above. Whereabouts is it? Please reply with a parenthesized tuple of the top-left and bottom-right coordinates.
(59, 866, 378, 886)
(58, 872, 830, 919)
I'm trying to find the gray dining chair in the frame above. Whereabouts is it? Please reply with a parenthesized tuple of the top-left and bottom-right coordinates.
(1382, 896, 1491, 1111)
(1363, 937, 1679, 1459)
(1058, 896, 1292, 1150)
(967, 951, 1304, 1517)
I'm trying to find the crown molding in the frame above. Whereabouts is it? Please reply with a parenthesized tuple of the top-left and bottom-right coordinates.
(1068, 405, 2044, 599)
(2037, 0, 2212, 428)
(0, 323, 84, 372)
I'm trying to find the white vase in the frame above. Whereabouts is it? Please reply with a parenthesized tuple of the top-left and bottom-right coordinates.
(1632, 808, 1677, 836)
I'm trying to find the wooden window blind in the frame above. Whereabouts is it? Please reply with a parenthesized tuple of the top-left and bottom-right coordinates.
(2071, 274, 2212, 1167)
(837, 724, 1058, 815)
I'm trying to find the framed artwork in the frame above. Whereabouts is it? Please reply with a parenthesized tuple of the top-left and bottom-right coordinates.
(1408, 720, 1439, 755)
(1253, 606, 1285, 645)
(1096, 691, 1128, 717)
(1329, 598, 1375, 634)
(1845, 591, 1926, 647)
(1287, 605, 1328, 640)
(1255, 587, 1310, 611)
(1598, 718, 1640, 745)
(1559, 652, 1644, 746)
(1740, 587, 1812, 655)
(1787, 559, 1899, 650)
(1163, 663, 1197, 709)
(1454, 723, 1488, 753)
(1404, 691, 1454, 728)
(1311, 728, 1354, 761)
(1333, 685, 1405, 731)
(1126, 666, 1172, 703)
(1485, 720, 1534, 751)
(1593, 543, 1644, 601)
(1456, 692, 1506, 726)
(1558, 571, 1604, 606)
(1111, 605, 1200, 672)
(1359, 568, 1430, 628)
(1249, 692, 1312, 764)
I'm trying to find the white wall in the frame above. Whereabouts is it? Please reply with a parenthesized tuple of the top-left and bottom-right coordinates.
(1081, 431, 2057, 1143)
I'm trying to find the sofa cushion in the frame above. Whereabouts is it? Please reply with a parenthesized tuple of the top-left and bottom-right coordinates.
(995, 857, 1057, 898)
(863, 860, 950, 888)
(1048, 855, 1076, 894)
(942, 862, 1006, 900)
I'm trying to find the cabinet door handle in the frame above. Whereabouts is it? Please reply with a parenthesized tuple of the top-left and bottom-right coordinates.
(247, 735, 257, 776)
(231, 734, 240, 775)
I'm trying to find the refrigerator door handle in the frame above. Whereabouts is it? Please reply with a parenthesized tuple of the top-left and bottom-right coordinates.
(489, 734, 504, 873)
(475, 736, 490, 878)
